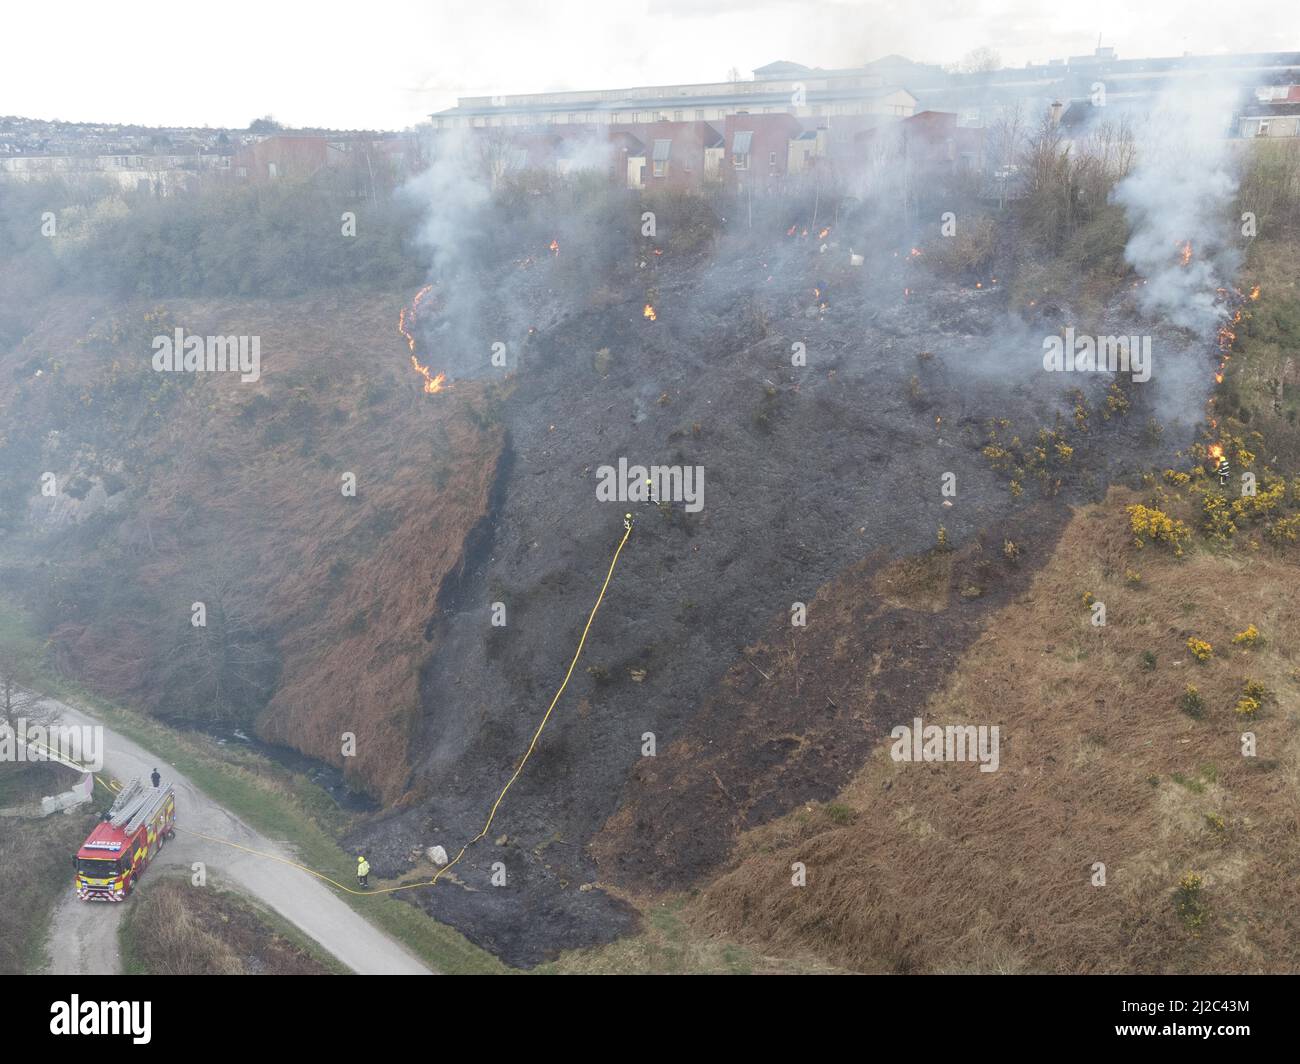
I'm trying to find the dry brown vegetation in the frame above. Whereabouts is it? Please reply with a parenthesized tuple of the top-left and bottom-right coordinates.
(3, 294, 504, 802)
(122, 877, 339, 975)
(0, 762, 99, 973)
(679, 488, 1300, 973)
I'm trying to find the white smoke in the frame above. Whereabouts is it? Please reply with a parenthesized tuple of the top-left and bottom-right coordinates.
(1113, 79, 1244, 335)
(400, 130, 494, 379)
(404, 129, 491, 281)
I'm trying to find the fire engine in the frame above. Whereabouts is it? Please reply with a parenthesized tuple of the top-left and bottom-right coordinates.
(74, 777, 176, 902)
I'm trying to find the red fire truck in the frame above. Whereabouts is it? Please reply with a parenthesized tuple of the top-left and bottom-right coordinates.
(74, 778, 176, 902)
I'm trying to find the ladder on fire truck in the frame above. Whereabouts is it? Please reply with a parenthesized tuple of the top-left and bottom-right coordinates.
(106, 777, 169, 834)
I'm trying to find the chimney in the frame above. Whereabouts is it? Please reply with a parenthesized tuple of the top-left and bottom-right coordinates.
(1050, 100, 1063, 126)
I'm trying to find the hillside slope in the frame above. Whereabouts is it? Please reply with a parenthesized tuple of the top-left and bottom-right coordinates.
(679, 486, 1300, 973)
(0, 292, 502, 801)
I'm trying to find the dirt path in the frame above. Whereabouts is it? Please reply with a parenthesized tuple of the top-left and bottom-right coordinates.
(36, 693, 432, 975)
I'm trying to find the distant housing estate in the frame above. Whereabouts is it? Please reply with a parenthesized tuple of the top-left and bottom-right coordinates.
(0, 116, 412, 195)
(2, 48, 1297, 197)
(427, 49, 1300, 194)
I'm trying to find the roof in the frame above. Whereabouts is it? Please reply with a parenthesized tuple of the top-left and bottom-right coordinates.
(435, 84, 916, 118)
(77, 820, 129, 857)
(753, 61, 811, 77)
(609, 130, 645, 152)
(1239, 102, 1300, 117)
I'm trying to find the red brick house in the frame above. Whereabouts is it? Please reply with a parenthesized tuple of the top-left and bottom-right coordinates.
(611, 120, 723, 189)
(232, 135, 330, 182)
(231, 133, 416, 187)
(723, 113, 803, 194)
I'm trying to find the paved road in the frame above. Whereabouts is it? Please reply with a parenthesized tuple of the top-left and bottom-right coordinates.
(36, 693, 432, 975)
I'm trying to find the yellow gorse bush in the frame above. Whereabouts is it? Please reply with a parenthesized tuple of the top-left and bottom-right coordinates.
(1127, 504, 1191, 555)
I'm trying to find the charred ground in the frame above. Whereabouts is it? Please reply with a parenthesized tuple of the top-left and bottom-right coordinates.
(357, 200, 1211, 965)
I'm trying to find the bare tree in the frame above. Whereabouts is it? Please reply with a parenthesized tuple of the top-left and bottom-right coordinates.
(1019, 113, 1080, 251)
(948, 47, 1003, 75)
(0, 652, 55, 732)
(986, 102, 1029, 174)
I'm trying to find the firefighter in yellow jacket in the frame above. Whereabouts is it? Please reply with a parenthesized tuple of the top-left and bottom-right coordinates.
(357, 855, 370, 888)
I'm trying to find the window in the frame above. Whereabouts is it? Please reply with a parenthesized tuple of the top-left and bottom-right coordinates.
(652, 139, 671, 177)
(674, 110, 683, 122)
(567, 113, 577, 124)
(695, 109, 704, 120)
(78, 857, 123, 878)
(769, 150, 777, 166)
(1256, 120, 1270, 136)
(732, 130, 752, 170)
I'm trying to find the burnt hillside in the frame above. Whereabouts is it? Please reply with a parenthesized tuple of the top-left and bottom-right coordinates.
(355, 211, 1214, 965)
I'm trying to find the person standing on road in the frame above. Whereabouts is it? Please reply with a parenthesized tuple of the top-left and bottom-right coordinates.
(150, 768, 161, 788)
(357, 855, 370, 888)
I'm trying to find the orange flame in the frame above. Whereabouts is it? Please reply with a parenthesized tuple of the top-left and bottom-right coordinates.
(1179, 240, 1192, 267)
(399, 284, 446, 394)
(643, 304, 657, 321)
(1209, 443, 1224, 461)
(410, 355, 447, 394)
(1249, 284, 1260, 301)
(549, 239, 559, 255)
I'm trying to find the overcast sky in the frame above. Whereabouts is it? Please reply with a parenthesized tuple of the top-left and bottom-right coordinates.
(2, 1, 1294, 130)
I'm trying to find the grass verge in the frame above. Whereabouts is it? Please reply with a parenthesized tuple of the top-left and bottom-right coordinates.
(120, 875, 351, 975)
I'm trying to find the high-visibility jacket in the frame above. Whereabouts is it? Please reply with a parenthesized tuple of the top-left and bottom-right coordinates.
(357, 859, 370, 877)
